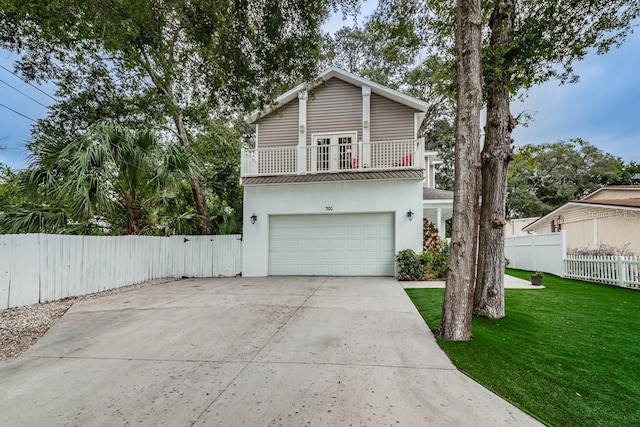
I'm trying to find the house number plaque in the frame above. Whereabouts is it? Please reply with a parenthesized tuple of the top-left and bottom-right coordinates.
(325, 206, 333, 211)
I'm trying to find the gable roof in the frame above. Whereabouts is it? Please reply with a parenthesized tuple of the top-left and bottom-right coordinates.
(575, 199, 640, 208)
(247, 67, 430, 124)
(581, 185, 640, 200)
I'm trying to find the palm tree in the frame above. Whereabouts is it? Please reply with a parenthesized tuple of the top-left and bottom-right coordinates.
(8, 121, 191, 235)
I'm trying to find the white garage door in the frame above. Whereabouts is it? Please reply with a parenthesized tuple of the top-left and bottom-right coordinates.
(269, 213, 395, 276)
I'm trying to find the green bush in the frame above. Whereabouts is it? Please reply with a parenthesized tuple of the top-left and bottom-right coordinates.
(432, 241, 450, 279)
(396, 244, 450, 281)
(396, 249, 423, 281)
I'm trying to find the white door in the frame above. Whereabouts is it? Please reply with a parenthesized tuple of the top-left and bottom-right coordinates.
(268, 213, 395, 276)
(312, 132, 357, 172)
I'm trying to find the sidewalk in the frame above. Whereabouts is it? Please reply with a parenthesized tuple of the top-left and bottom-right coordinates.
(401, 273, 544, 289)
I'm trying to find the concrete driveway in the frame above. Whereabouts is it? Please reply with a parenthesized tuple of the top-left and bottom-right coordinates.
(0, 277, 541, 426)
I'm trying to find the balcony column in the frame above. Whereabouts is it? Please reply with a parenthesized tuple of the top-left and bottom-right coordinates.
(424, 156, 430, 187)
(437, 208, 445, 239)
(297, 91, 307, 175)
(362, 85, 371, 167)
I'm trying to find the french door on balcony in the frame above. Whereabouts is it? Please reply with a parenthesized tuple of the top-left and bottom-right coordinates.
(312, 132, 357, 172)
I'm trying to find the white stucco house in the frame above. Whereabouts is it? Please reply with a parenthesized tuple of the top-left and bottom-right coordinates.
(241, 67, 453, 277)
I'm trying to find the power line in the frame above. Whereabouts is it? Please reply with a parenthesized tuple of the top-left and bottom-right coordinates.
(0, 64, 57, 102)
(0, 78, 51, 109)
(0, 102, 36, 122)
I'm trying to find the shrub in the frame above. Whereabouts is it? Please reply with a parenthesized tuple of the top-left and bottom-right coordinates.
(568, 243, 635, 257)
(423, 219, 442, 253)
(396, 249, 423, 281)
(431, 241, 450, 279)
(396, 242, 450, 281)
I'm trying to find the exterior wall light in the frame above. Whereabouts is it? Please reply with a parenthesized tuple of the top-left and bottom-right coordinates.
(299, 125, 305, 133)
(250, 214, 258, 224)
(407, 210, 414, 221)
(363, 120, 369, 128)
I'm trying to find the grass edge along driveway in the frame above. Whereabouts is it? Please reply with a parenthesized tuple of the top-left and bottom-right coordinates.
(406, 269, 640, 427)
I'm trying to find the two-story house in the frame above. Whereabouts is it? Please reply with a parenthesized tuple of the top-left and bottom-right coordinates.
(241, 67, 452, 277)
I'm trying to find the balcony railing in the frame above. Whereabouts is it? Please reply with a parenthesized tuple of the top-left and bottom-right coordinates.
(241, 138, 424, 177)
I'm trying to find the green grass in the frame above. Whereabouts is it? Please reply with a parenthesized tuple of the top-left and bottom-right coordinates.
(406, 269, 640, 426)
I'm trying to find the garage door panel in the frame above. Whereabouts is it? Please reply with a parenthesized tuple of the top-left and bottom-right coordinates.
(362, 228, 382, 237)
(298, 239, 318, 251)
(330, 240, 346, 249)
(344, 252, 363, 261)
(345, 228, 363, 237)
(326, 227, 346, 237)
(269, 213, 394, 276)
(345, 240, 361, 250)
(314, 252, 330, 261)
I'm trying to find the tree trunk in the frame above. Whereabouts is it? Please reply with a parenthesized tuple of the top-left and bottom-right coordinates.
(172, 110, 211, 235)
(138, 53, 211, 235)
(474, 0, 516, 319)
(122, 195, 142, 235)
(435, 0, 483, 341)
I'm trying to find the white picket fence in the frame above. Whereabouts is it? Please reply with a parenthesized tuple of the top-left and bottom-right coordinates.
(505, 230, 640, 288)
(565, 255, 640, 288)
(0, 233, 242, 310)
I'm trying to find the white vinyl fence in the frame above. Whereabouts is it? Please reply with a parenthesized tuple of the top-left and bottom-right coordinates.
(504, 231, 567, 277)
(0, 234, 242, 310)
(505, 230, 640, 288)
(565, 255, 640, 288)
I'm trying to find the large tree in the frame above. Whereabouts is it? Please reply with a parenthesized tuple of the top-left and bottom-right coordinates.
(507, 140, 625, 218)
(615, 161, 640, 186)
(473, 0, 516, 318)
(1, 0, 355, 233)
(435, 0, 482, 341)
(419, 0, 640, 322)
(473, 0, 640, 318)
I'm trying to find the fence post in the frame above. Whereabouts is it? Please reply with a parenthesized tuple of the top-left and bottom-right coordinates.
(617, 256, 626, 287)
(532, 233, 537, 272)
(560, 230, 567, 277)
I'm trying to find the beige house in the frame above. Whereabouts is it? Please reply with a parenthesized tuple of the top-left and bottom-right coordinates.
(505, 217, 539, 238)
(522, 186, 640, 253)
(240, 67, 452, 276)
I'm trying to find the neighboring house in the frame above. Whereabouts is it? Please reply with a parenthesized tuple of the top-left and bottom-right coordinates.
(423, 184, 453, 239)
(521, 186, 640, 253)
(504, 217, 539, 238)
(241, 67, 453, 277)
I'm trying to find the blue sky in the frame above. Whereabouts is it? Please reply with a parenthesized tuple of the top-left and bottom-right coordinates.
(1, 6, 639, 170)
(0, 49, 55, 170)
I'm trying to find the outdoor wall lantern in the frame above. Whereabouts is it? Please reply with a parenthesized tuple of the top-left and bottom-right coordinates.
(299, 125, 305, 133)
(407, 210, 414, 221)
(250, 214, 258, 224)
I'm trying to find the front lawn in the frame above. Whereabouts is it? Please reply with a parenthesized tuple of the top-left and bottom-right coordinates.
(406, 269, 640, 426)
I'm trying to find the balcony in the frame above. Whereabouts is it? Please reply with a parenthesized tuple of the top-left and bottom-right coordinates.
(241, 138, 425, 178)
